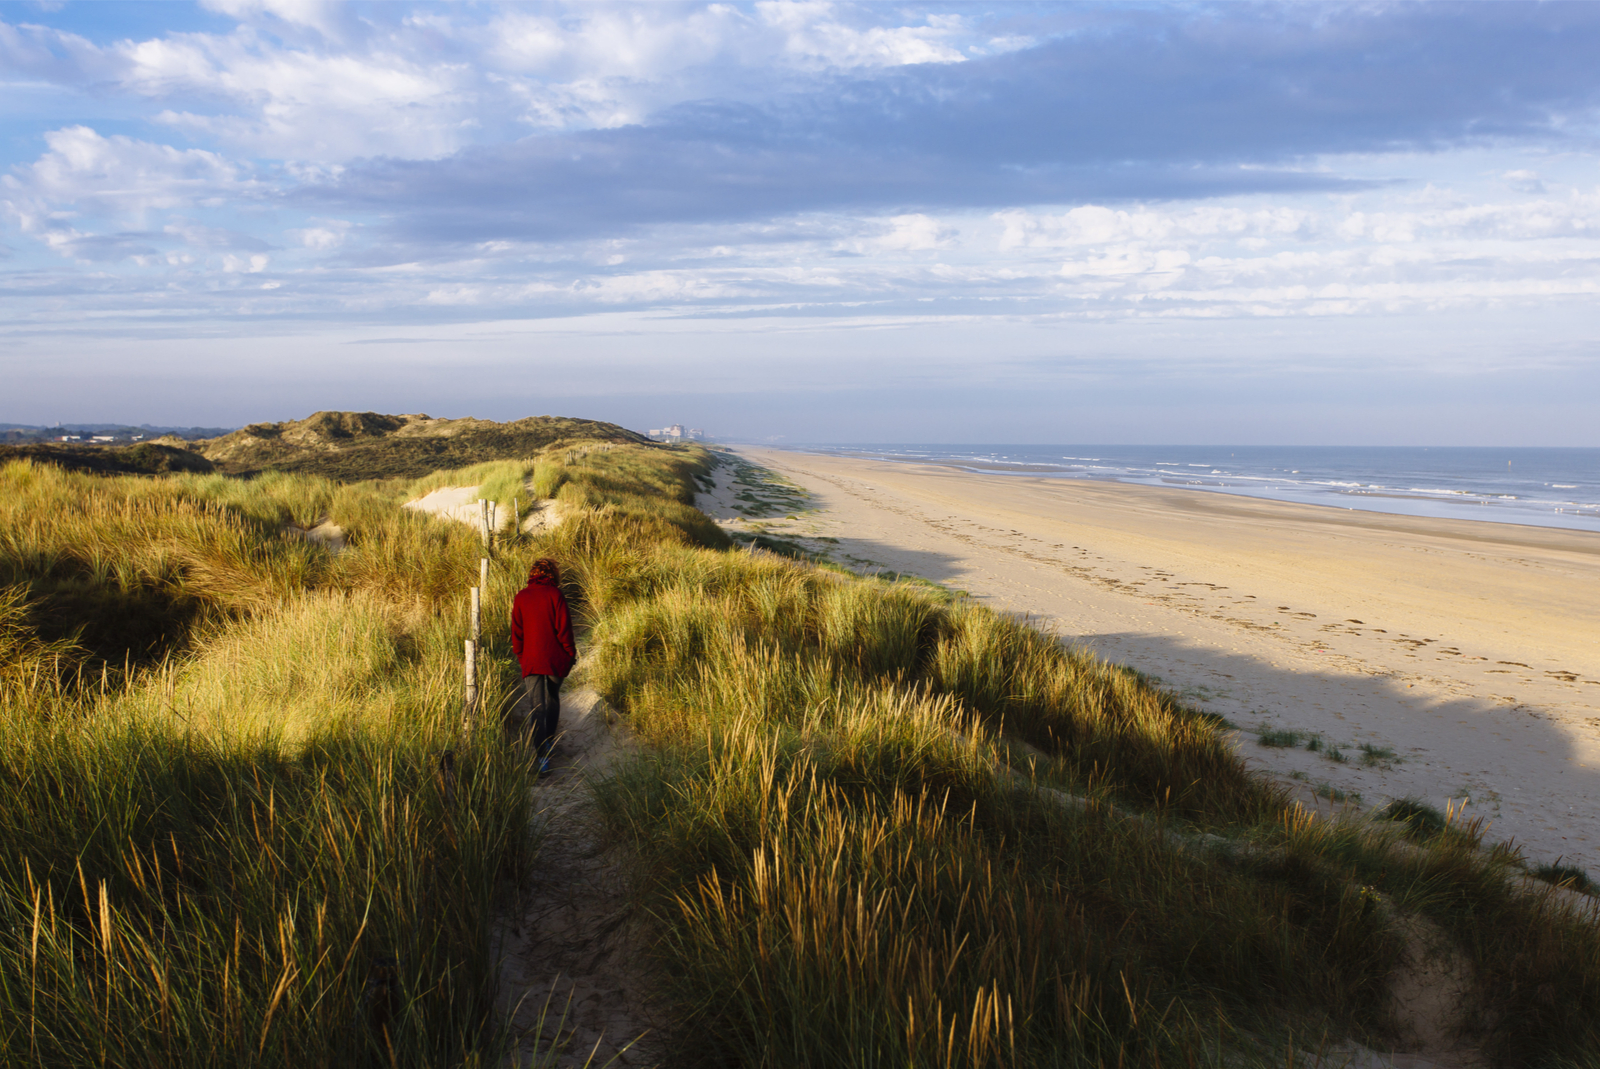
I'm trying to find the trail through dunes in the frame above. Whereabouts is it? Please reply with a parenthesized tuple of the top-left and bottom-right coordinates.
(494, 685, 663, 1068)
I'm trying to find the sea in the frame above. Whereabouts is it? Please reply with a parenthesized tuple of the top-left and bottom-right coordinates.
(798, 445, 1600, 534)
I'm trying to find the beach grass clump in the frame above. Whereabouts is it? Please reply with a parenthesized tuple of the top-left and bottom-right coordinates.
(1282, 805, 1600, 1066)
(1378, 797, 1450, 839)
(0, 460, 334, 663)
(530, 458, 566, 500)
(110, 590, 413, 743)
(1257, 727, 1304, 748)
(1314, 782, 1361, 804)
(598, 714, 1419, 1067)
(0, 708, 531, 1067)
(1357, 743, 1395, 765)
(0, 455, 539, 1067)
(1532, 861, 1599, 896)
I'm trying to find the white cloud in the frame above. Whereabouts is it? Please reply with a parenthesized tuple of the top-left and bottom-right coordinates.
(489, 5, 748, 78)
(996, 205, 1313, 249)
(757, 1, 967, 67)
(4, 5, 1600, 347)
(835, 213, 954, 254)
(164, 220, 271, 250)
(2, 126, 246, 232)
(1, 2, 989, 162)
(130, 33, 475, 160)
(1504, 168, 1547, 194)
(0, 20, 120, 83)
(289, 220, 350, 250)
(198, 0, 355, 45)
(222, 252, 269, 272)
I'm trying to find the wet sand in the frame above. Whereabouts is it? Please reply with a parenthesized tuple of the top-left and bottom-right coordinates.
(720, 446, 1600, 870)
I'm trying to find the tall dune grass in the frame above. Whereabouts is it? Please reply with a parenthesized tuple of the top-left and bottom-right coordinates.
(532, 447, 1600, 1068)
(0, 457, 536, 1067)
(6, 439, 1599, 1068)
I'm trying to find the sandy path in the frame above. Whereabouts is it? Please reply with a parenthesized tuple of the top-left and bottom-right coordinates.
(494, 686, 663, 1068)
(718, 447, 1600, 872)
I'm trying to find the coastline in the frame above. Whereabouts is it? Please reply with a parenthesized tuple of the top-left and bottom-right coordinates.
(708, 445, 1600, 871)
(800, 443, 1600, 534)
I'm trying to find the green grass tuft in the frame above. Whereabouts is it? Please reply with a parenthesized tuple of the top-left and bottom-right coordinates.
(1257, 728, 1304, 748)
(1378, 797, 1449, 838)
(1533, 862, 1599, 896)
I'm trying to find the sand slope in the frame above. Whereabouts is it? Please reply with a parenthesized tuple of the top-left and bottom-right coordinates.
(728, 447, 1600, 872)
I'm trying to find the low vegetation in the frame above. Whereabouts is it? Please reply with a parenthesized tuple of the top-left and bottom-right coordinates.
(187, 411, 648, 479)
(577, 545, 1600, 1066)
(3, 423, 1598, 1068)
(0, 441, 216, 476)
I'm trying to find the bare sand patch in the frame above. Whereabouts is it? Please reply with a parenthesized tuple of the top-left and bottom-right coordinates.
(403, 485, 549, 532)
(283, 518, 346, 552)
(734, 446, 1600, 873)
(403, 485, 495, 528)
(520, 499, 564, 534)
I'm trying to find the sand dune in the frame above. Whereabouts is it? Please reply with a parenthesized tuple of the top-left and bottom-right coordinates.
(404, 484, 559, 532)
(726, 446, 1600, 872)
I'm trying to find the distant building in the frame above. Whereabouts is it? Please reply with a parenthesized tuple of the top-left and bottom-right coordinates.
(646, 424, 708, 442)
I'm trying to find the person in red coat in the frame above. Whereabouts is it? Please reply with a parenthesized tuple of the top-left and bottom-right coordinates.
(510, 558, 576, 769)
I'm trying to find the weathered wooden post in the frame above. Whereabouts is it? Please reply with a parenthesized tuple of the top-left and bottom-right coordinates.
(512, 495, 520, 533)
(479, 498, 491, 553)
(462, 639, 477, 727)
(470, 585, 481, 645)
(479, 556, 489, 595)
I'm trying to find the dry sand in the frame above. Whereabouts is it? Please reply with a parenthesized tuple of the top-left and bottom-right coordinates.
(403, 485, 502, 528)
(402, 484, 559, 533)
(495, 686, 662, 1068)
(716, 446, 1600, 872)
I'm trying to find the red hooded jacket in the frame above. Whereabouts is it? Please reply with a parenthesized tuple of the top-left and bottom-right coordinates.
(510, 577, 576, 678)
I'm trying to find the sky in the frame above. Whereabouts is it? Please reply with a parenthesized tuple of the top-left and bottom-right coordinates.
(2, 1, 1599, 444)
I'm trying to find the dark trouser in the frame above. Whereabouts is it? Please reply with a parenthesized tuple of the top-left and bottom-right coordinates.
(513, 674, 562, 755)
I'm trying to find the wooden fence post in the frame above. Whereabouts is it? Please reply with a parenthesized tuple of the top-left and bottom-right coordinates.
(479, 498, 491, 554)
(512, 495, 520, 533)
(479, 556, 489, 595)
(470, 585, 481, 645)
(462, 639, 477, 727)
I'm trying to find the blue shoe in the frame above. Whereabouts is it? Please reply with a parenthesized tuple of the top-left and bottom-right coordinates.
(538, 757, 553, 775)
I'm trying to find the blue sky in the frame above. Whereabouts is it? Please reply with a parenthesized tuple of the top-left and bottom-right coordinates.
(2, 1, 1598, 443)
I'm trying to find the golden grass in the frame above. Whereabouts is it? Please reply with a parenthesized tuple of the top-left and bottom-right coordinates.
(0, 456, 535, 1067)
(5, 437, 1600, 1068)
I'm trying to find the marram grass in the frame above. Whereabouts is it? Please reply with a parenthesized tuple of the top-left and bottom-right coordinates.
(0, 457, 537, 1068)
(6, 438, 1600, 1069)
(557, 448, 1600, 1068)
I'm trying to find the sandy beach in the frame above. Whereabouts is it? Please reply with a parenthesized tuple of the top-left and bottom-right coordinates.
(712, 446, 1600, 871)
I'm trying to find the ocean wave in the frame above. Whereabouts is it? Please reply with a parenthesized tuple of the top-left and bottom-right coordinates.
(802, 445, 1600, 534)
